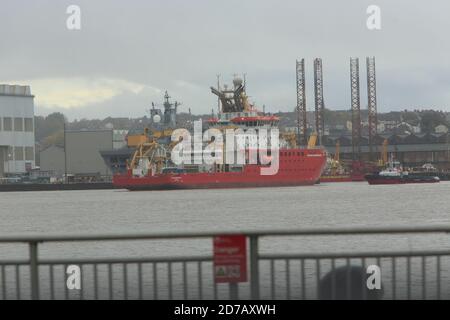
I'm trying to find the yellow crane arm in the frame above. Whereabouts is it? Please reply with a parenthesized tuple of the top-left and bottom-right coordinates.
(307, 132, 317, 149)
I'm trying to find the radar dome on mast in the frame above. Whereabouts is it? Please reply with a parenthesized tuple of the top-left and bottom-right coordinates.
(233, 77, 243, 88)
(153, 114, 161, 123)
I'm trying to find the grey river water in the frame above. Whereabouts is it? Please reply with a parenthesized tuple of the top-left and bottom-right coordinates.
(1, 182, 450, 299)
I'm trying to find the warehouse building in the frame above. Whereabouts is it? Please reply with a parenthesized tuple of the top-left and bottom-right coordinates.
(0, 85, 35, 177)
(40, 129, 128, 180)
(65, 130, 113, 178)
(38, 145, 65, 177)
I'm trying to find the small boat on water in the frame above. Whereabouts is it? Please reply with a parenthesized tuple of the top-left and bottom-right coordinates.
(365, 160, 440, 185)
(409, 163, 450, 181)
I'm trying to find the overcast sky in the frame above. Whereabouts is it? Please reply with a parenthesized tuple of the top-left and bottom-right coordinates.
(1, 0, 450, 120)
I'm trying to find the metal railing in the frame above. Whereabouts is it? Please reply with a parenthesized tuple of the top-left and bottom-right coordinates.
(1, 225, 450, 300)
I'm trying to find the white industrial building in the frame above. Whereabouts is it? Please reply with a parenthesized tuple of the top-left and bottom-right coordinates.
(0, 84, 36, 176)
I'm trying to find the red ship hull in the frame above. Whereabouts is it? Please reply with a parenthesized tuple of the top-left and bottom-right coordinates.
(113, 148, 327, 191)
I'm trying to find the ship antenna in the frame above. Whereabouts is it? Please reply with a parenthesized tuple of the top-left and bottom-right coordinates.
(216, 74, 221, 114)
(243, 73, 247, 93)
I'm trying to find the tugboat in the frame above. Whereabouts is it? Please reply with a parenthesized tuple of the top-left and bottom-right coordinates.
(409, 163, 450, 181)
(365, 159, 440, 185)
(113, 77, 327, 191)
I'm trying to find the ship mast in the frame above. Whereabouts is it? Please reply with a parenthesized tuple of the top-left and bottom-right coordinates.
(216, 74, 221, 114)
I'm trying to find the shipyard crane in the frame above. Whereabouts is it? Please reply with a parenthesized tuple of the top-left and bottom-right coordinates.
(367, 57, 378, 161)
(307, 132, 318, 149)
(334, 140, 340, 163)
(314, 58, 325, 145)
(379, 139, 388, 167)
(296, 59, 308, 146)
(329, 140, 341, 175)
(350, 57, 361, 161)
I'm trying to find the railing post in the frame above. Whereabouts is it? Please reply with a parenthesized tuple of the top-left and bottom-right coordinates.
(229, 283, 238, 300)
(29, 241, 39, 300)
(249, 235, 259, 300)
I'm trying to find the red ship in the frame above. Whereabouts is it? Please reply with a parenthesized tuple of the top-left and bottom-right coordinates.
(113, 77, 327, 191)
(114, 148, 326, 190)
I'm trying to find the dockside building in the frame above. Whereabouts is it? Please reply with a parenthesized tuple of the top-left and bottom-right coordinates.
(0, 85, 35, 176)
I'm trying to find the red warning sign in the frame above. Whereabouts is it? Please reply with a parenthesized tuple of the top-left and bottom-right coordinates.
(213, 235, 247, 283)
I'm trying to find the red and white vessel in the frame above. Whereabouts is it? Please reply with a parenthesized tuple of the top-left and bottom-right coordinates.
(113, 77, 327, 191)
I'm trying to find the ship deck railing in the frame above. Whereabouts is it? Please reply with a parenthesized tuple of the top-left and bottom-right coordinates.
(1, 225, 450, 300)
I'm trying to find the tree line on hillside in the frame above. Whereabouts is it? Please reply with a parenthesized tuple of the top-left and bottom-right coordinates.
(35, 109, 450, 150)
